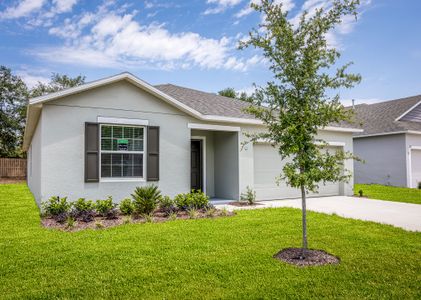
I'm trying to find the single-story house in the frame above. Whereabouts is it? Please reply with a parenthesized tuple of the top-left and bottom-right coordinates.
(23, 72, 361, 205)
(353, 95, 421, 188)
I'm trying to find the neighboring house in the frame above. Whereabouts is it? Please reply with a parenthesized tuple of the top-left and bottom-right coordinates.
(23, 72, 360, 205)
(353, 95, 421, 188)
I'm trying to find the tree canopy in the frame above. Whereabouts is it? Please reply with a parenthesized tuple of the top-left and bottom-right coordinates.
(0, 67, 85, 157)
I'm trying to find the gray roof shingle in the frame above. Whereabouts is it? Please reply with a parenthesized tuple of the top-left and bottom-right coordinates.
(154, 83, 359, 129)
(154, 84, 255, 119)
(352, 94, 421, 136)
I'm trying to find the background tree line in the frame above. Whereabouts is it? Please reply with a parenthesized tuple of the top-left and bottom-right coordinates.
(0, 66, 85, 158)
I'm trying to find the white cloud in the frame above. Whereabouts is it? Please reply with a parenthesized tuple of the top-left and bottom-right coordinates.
(16, 69, 50, 88)
(52, 0, 78, 13)
(235, 0, 295, 18)
(0, 0, 46, 19)
(204, 0, 242, 15)
(36, 7, 262, 72)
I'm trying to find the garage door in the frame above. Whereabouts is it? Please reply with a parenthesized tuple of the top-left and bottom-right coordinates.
(253, 144, 341, 200)
(411, 149, 421, 188)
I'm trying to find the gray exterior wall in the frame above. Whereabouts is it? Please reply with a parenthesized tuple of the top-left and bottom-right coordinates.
(27, 113, 42, 204)
(27, 80, 355, 204)
(214, 131, 240, 200)
(354, 134, 407, 187)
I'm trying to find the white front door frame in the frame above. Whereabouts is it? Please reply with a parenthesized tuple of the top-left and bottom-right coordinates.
(408, 146, 421, 188)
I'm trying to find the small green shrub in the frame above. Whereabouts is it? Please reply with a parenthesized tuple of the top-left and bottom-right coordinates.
(174, 190, 209, 210)
(119, 198, 134, 216)
(241, 186, 256, 205)
(42, 196, 71, 220)
(71, 198, 95, 222)
(205, 207, 216, 217)
(123, 216, 132, 224)
(358, 189, 364, 197)
(418, 182, 421, 190)
(143, 213, 154, 223)
(220, 207, 229, 216)
(96, 196, 117, 219)
(188, 208, 198, 219)
(131, 185, 162, 215)
(95, 221, 104, 229)
(168, 212, 177, 221)
(159, 196, 176, 215)
(65, 216, 76, 229)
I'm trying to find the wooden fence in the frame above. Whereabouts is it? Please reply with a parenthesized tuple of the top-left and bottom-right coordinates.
(0, 158, 27, 178)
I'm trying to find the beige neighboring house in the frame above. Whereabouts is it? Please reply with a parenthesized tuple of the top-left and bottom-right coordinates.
(353, 95, 421, 188)
(23, 72, 361, 204)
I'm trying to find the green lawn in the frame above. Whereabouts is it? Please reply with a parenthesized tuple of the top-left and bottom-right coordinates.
(355, 184, 421, 205)
(1, 184, 420, 299)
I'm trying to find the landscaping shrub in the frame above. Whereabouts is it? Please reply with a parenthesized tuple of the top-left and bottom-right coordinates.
(119, 198, 134, 216)
(71, 198, 95, 222)
(131, 185, 162, 215)
(96, 196, 118, 219)
(358, 189, 364, 197)
(418, 182, 421, 190)
(241, 186, 256, 205)
(159, 196, 176, 215)
(42, 196, 71, 222)
(174, 190, 209, 210)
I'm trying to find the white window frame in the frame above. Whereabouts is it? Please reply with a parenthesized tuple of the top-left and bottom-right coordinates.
(99, 123, 147, 183)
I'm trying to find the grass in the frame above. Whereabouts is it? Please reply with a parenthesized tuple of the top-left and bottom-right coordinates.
(1, 184, 420, 299)
(355, 184, 421, 205)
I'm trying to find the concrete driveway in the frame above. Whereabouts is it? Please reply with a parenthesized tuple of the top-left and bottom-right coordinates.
(214, 196, 421, 231)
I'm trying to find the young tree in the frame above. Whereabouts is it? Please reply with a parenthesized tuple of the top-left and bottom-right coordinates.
(0, 66, 28, 157)
(30, 73, 85, 98)
(240, 0, 361, 258)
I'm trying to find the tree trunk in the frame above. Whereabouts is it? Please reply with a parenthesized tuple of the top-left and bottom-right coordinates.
(300, 183, 308, 259)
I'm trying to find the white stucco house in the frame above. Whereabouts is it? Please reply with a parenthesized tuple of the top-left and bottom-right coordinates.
(23, 72, 361, 205)
(353, 95, 421, 188)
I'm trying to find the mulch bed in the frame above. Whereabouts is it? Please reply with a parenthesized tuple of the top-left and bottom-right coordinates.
(228, 201, 263, 207)
(41, 208, 235, 232)
(274, 248, 340, 267)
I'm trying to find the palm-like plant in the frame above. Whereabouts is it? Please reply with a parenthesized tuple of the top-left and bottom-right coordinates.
(131, 185, 162, 215)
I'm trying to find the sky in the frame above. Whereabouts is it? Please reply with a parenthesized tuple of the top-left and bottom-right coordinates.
(1, 0, 420, 106)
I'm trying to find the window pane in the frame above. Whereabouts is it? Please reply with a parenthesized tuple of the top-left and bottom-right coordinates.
(101, 165, 111, 177)
(111, 154, 122, 165)
(112, 139, 118, 151)
(133, 154, 143, 177)
(113, 126, 123, 138)
(112, 165, 122, 177)
(133, 139, 143, 151)
(101, 153, 112, 165)
(124, 127, 134, 139)
(101, 138, 112, 151)
(123, 154, 133, 165)
(133, 127, 143, 139)
(123, 166, 133, 177)
(101, 126, 112, 138)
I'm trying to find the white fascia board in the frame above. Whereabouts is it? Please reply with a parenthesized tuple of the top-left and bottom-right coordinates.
(322, 126, 364, 133)
(410, 146, 421, 150)
(188, 123, 240, 132)
(395, 100, 421, 121)
(97, 116, 149, 126)
(353, 131, 421, 139)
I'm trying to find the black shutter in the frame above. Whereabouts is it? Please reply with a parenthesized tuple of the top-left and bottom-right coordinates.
(85, 122, 99, 182)
(147, 126, 160, 181)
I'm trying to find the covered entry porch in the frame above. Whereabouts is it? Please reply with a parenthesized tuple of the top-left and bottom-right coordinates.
(189, 123, 240, 201)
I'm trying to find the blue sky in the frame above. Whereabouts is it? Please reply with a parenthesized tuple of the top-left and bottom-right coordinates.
(1, 0, 420, 106)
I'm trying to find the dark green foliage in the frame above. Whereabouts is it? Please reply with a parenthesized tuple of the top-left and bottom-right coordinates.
(240, 186, 257, 205)
(418, 182, 421, 190)
(119, 198, 134, 216)
(358, 189, 363, 197)
(95, 196, 118, 219)
(131, 185, 162, 215)
(218, 87, 254, 102)
(174, 190, 209, 210)
(159, 195, 176, 215)
(41, 196, 71, 221)
(0, 66, 28, 158)
(71, 198, 95, 222)
(29, 73, 85, 98)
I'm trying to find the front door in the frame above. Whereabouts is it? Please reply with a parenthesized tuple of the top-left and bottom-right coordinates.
(191, 140, 203, 191)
